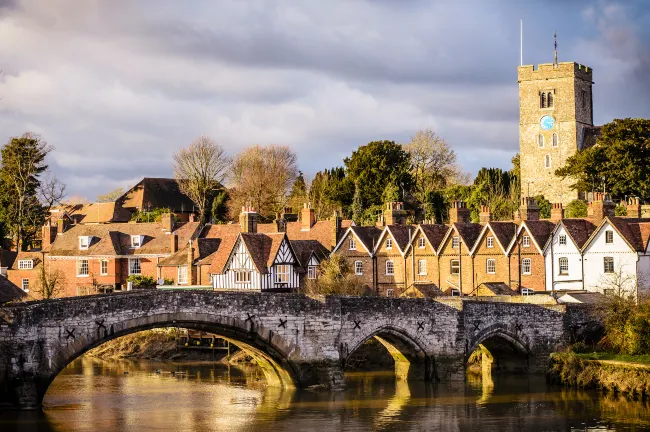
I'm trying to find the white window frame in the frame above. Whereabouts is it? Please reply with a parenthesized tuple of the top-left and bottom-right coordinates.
(128, 258, 141, 275)
(603, 257, 614, 274)
(486, 259, 496, 274)
(559, 235, 567, 246)
(452, 236, 459, 249)
(100, 259, 108, 276)
(450, 260, 460, 275)
(354, 261, 363, 275)
(307, 266, 317, 280)
(17, 260, 33, 270)
(385, 260, 394, 276)
(349, 238, 356, 250)
(522, 258, 532, 275)
(522, 288, 534, 296)
(79, 236, 90, 250)
(522, 235, 530, 247)
(130, 235, 142, 249)
(386, 238, 393, 249)
(605, 230, 614, 244)
(418, 238, 426, 248)
(451, 289, 461, 297)
(386, 288, 395, 298)
(486, 237, 494, 248)
(21, 278, 29, 292)
(77, 259, 89, 277)
(558, 257, 569, 275)
(235, 270, 251, 284)
(418, 259, 427, 275)
(177, 265, 188, 284)
(275, 264, 290, 283)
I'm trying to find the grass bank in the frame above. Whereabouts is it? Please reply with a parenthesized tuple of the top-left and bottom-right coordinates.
(549, 352, 650, 397)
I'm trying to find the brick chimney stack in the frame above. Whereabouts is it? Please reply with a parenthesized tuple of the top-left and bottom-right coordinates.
(449, 201, 470, 224)
(518, 197, 540, 221)
(383, 202, 407, 225)
(550, 203, 564, 222)
(161, 213, 174, 233)
(626, 197, 641, 218)
(479, 205, 492, 224)
(591, 192, 615, 224)
(239, 206, 258, 234)
(171, 232, 178, 253)
(301, 203, 316, 231)
(42, 224, 57, 250)
(56, 218, 69, 235)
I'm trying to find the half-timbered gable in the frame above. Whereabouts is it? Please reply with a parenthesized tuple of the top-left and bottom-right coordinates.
(470, 222, 516, 290)
(506, 220, 555, 292)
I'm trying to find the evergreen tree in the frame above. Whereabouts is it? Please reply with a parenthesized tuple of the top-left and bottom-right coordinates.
(211, 190, 230, 223)
(352, 183, 363, 223)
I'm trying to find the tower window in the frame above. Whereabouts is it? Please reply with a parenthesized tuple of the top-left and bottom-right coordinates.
(540, 92, 547, 108)
(552, 133, 558, 147)
(538, 134, 544, 148)
(547, 92, 554, 107)
(540, 91, 554, 108)
(545, 154, 551, 169)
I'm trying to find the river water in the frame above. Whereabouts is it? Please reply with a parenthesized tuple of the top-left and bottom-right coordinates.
(1, 357, 650, 431)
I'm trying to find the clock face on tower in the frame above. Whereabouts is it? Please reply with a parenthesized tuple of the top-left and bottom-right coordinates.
(540, 115, 555, 130)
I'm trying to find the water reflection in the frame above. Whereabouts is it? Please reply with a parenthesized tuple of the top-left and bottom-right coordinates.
(1, 357, 650, 431)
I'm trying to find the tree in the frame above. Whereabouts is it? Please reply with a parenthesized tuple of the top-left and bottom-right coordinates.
(211, 190, 230, 223)
(97, 187, 124, 203)
(0, 133, 51, 250)
(404, 129, 458, 203)
(287, 171, 309, 212)
(351, 183, 363, 223)
(34, 259, 65, 299)
(344, 140, 413, 207)
(230, 145, 298, 220)
(38, 174, 66, 214)
(556, 118, 650, 199)
(565, 199, 588, 218)
(308, 167, 354, 220)
(303, 254, 373, 296)
(173, 136, 230, 224)
(533, 195, 552, 219)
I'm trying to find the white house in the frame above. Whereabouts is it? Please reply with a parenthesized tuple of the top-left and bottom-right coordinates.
(543, 219, 596, 292)
(581, 217, 650, 298)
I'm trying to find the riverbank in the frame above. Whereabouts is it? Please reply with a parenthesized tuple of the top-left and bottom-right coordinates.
(549, 352, 650, 397)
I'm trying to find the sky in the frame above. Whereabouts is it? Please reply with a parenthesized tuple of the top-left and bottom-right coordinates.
(0, 0, 649, 201)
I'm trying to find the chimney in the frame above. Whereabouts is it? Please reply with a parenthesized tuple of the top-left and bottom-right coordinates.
(479, 205, 492, 224)
(187, 239, 196, 285)
(161, 213, 174, 233)
(275, 213, 287, 233)
(626, 197, 641, 218)
(281, 207, 298, 222)
(591, 193, 615, 223)
(42, 224, 57, 249)
(448, 201, 470, 224)
(56, 218, 68, 235)
(331, 210, 342, 250)
(301, 203, 316, 230)
(519, 197, 540, 221)
(171, 232, 178, 253)
(550, 203, 564, 222)
(189, 214, 197, 223)
(384, 202, 407, 225)
(239, 206, 258, 234)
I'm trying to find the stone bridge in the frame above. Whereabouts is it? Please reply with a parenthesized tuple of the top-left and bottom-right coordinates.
(0, 291, 595, 409)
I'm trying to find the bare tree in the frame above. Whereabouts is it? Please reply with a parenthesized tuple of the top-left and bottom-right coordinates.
(96, 187, 124, 203)
(404, 129, 459, 202)
(39, 173, 67, 213)
(34, 256, 66, 299)
(230, 145, 298, 219)
(598, 263, 640, 299)
(173, 136, 230, 224)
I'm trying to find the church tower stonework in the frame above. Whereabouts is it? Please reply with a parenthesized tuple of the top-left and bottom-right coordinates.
(518, 62, 594, 205)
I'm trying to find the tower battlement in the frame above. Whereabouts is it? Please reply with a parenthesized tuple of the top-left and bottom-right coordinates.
(518, 62, 593, 83)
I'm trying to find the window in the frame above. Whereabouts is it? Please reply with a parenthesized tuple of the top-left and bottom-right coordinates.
(275, 265, 290, 283)
(128, 258, 141, 275)
(17, 260, 33, 270)
(540, 91, 554, 108)
(605, 230, 614, 244)
(178, 266, 188, 284)
(451, 289, 461, 297)
(559, 235, 567, 246)
(355, 261, 363, 275)
(79, 236, 89, 250)
(385, 260, 394, 275)
(450, 260, 460, 275)
(547, 92, 554, 108)
(21, 278, 29, 292)
(77, 259, 89, 277)
(235, 270, 251, 284)
(522, 235, 530, 247)
(486, 259, 496, 274)
(487, 237, 494, 248)
(552, 133, 558, 147)
(603, 257, 614, 274)
(452, 236, 459, 249)
(386, 289, 395, 298)
(130, 235, 141, 249)
(418, 259, 427, 275)
(521, 288, 534, 296)
(386, 238, 392, 249)
(307, 266, 317, 280)
(100, 260, 108, 276)
(522, 258, 532, 275)
(418, 238, 426, 248)
(540, 92, 547, 108)
(558, 257, 569, 275)
(603, 288, 614, 296)
(349, 238, 356, 250)
(538, 134, 544, 148)
(545, 154, 551, 169)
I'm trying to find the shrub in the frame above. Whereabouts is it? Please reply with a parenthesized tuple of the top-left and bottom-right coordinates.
(303, 255, 374, 296)
(599, 297, 650, 355)
(565, 199, 588, 218)
(127, 275, 157, 288)
(615, 204, 627, 216)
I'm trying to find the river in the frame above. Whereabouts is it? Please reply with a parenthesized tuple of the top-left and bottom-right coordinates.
(1, 357, 650, 431)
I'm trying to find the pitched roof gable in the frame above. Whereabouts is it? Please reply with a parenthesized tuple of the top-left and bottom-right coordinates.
(333, 226, 382, 255)
(471, 222, 516, 255)
(290, 240, 329, 267)
(583, 217, 650, 252)
(453, 223, 483, 250)
(116, 178, 196, 213)
(375, 225, 414, 255)
(208, 235, 239, 274)
(506, 220, 555, 254)
(561, 219, 597, 249)
(418, 224, 450, 253)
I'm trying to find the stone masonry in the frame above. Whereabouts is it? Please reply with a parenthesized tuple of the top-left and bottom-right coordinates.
(0, 291, 596, 409)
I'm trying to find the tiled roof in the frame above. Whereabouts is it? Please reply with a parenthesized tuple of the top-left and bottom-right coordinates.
(403, 283, 444, 298)
(419, 224, 449, 251)
(290, 240, 329, 267)
(386, 225, 415, 252)
(6, 252, 42, 270)
(477, 282, 516, 296)
(0, 277, 26, 304)
(562, 219, 597, 248)
(0, 250, 18, 269)
(488, 222, 517, 251)
(239, 233, 288, 273)
(453, 223, 483, 249)
(116, 178, 196, 213)
(558, 292, 608, 304)
(207, 235, 239, 274)
(349, 226, 383, 253)
(51, 202, 132, 224)
(607, 217, 650, 252)
(522, 220, 556, 250)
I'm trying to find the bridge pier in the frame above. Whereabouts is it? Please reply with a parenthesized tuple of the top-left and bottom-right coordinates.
(1, 376, 47, 410)
(434, 356, 466, 381)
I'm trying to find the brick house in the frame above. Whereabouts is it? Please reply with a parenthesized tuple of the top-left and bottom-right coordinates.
(374, 224, 414, 297)
(5, 251, 42, 296)
(402, 223, 449, 298)
(332, 225, 382, 291)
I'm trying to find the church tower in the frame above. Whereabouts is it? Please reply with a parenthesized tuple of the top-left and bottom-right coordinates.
(518, 60, 594, 205)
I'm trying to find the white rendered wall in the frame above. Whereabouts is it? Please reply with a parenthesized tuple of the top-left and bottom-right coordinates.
(545, 224, 583, 291)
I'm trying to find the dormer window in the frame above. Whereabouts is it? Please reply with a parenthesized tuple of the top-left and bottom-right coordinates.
(18, 260, 33, 270)
(131, 235, 143, 249)
(78, 236, 91, 250)
(386, 238, 393, 249)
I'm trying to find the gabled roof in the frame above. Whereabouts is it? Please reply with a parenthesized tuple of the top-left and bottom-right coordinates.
(207, 235, 239, 274)
(158, 237, 224, 267)
(6, 252, 42, 270)
(290, 240, 329, 268)
(418, 224, 450, 252)
(582, 216, 650, 253)
(438, 222, 483, 253)
(210, 233, 297, 275)
(51, 202, 132, 224)
(374, 225, 414, 255)
(332, 226, 382, 256)
(542, 219, 597, 253)
(470, 222, 516, 255)
(475, 282, 516, 296)
(0, 277, 26, 304)
(506, 220, 556, 254)
(116, 178, 197, 213)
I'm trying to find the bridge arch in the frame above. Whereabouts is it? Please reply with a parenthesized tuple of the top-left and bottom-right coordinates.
(466, 324, 532, 373)
(343, 326, 433, 381)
